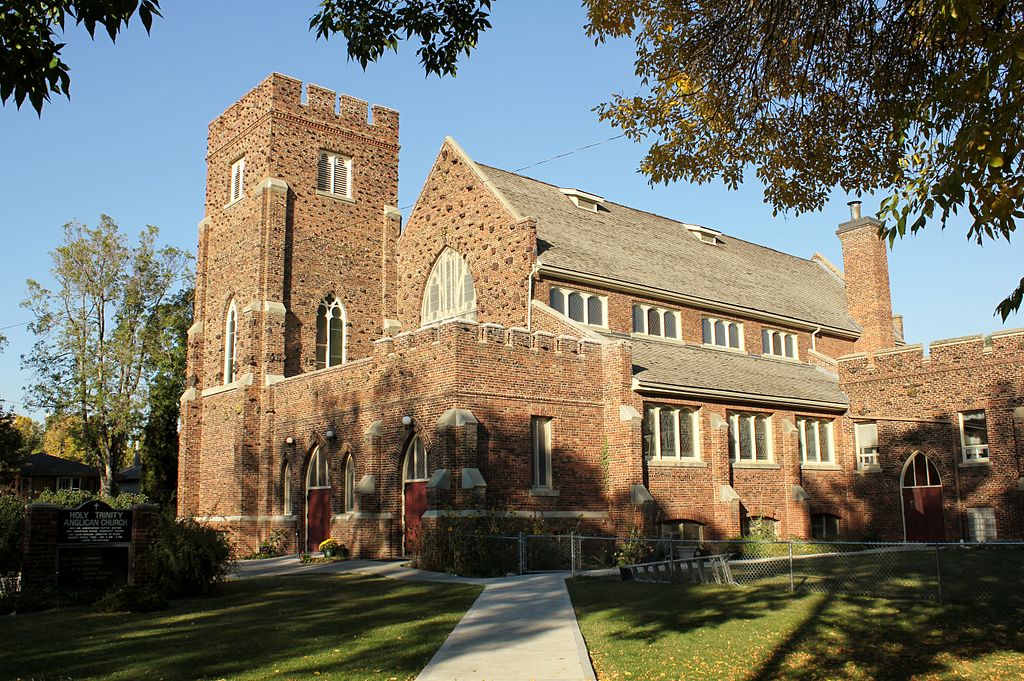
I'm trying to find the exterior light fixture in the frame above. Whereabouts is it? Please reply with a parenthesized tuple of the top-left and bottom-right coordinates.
(285, 436, 294, 445)
(402, 415, 412, 426)
(325, 430, 335, 440)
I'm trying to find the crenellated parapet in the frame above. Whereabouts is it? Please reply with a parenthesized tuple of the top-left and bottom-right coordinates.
(838, 327, 1024, 377)
(375, 319, 607, 359)
(208, 73, 399, 155)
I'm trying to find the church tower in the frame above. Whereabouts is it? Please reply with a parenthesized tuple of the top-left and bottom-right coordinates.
(178, 74, 400, 522)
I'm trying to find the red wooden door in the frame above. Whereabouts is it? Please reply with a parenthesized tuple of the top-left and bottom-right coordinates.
(307, 488, 330, 551)
(902, 487, 945, 542)
(404, 481, 427, 554)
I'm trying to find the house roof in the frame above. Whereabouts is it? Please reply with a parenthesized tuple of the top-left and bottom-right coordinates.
(476, 163, 860, 334)
(20, 453, 99, 478)
(626, 336, 849, 411)
(116, 464, 142, 482)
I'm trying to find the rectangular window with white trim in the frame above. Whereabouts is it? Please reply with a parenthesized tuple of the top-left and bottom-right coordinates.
(531, 416, 553, 489)
(762, 328, 798, 359)
(702, 317, 743, 350)
(56, 476, 82, 491)
(855, 422, 880, 469)
(229, 157, 245, 204)
(966, 507, 997, 542)
(797, 417, 834, 464)
(643, 404, 699, 460)
(317, 150, 353, 198)
(632, 304, 679, 339)
(549, 286, 606, 327)
(728, 411, 772, 462)
(959, 410, 989, 462)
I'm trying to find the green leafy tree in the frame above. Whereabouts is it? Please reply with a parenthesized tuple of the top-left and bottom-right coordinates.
(12, 415, 44, 459)
(310, 0, 1024, 319)
(139, 286, 192, 507)
(41, 413, 89, 464)
(21, 216, 191, 494)
(0, 0, 162, 113)
(0, 405, 25, 478)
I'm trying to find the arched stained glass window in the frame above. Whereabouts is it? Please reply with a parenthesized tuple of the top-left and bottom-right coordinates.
(306, 446, 329, 489)
(404, 437, 428, 482)
(421, 248, 477, 325)
(316, 295, 346, 369)
(224, 300, 237, 384)
(343, 456, 355, 512)
(283, 461, 292, 515)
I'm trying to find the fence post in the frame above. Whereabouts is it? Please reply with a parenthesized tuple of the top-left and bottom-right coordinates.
(570, 531, 577, 577)
(935, 545, 943, 605)
(518, 532, 525, 575)
(788, 541, 795, 592)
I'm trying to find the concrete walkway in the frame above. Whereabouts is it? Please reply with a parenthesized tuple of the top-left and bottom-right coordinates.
(233, 557, 597, 681)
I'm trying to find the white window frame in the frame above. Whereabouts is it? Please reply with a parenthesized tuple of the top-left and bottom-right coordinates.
(421, 248, 477, 326)
(762, 328, 798, 359)
(797, 417, 835, 464)
(306, 446, 330, 490)
(548, 286, 607, 328)
(282, 461, 292, 515)
(532, 416, 553, 489)
(56, 476, 82, 491)
(966, 507, 997, 542)
(404, 437, 428, 482)
(728, 411, 773, 462)
(632, 304, 680, 340)
(643, 405, 700, 460)
(228, 157, 245, 205)
(958, 410, 990, 462)
(855, 421, 880, 469)
(343, 456, 355, 513)
(224, 300, 238, 384)
(702, 317, 744, 351)
(317, 150, 353, 199)
(316, 295, 347, 369)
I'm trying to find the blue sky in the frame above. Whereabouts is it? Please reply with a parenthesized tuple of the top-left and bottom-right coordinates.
(0, 1, 1019, 419)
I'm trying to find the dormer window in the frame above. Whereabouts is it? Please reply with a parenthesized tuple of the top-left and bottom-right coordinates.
(559, 188, 604, 213)
(684, 223, 721, 245)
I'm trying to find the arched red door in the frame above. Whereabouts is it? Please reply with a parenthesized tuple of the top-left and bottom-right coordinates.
(901, 452, 945, 542)
(402, 437, 428, 555)
(306, 447, 331, 551)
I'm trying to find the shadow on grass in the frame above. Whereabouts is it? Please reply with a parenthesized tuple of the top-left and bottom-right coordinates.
(568, 578, 1024, 681)
(0, 574, 483, 681)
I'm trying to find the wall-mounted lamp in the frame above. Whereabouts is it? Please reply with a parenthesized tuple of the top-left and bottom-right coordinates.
(325, 430, 335, 440)
(402, 415, 412, 426)
(285, 436, 294, 445)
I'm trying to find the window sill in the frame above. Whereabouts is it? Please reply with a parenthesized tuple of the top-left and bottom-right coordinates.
(223, 195, 245, 210)
(631, 332, 684, 344)
(760, 352, 800, 363)
(731, 461, 781, 470)
(316, 189, 356, 203)
(855, 465, 883, 474)
(801, 463, 843, 472)
(701, 343, 745, 354)
(529, 487, 560, 497)
(646, 458, 707, 468)
(959, 460, 992, 468)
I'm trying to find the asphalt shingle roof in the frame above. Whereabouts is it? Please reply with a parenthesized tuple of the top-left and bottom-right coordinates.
(478, 164, 859, 333)
(626, 336, 849, 408)
(20, 453, 100, 477)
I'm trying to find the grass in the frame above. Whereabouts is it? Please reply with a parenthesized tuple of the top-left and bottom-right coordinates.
(1, 574, 483, 681)
(568, 577, 1024, 681)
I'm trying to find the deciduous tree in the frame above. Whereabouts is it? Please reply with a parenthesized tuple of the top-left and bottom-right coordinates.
(21, 216, 191, 493)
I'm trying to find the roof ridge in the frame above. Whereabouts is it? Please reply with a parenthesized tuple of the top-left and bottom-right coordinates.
(477, 163, 822, 268)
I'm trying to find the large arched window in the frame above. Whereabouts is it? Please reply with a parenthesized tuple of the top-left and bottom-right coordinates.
(224, 300, 237, 384)
(343, 456, 355, 513)
(421, 248, 476, 325)
(316, 295, 346, 369)
(403, 437, 428, 482)
(282, 461, 292, 515)
(902, 452, 941, 488)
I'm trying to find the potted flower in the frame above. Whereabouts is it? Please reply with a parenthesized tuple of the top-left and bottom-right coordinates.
(319, 538, 340, 558)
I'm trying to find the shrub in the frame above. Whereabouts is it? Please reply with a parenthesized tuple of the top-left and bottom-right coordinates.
(146, 517, 234, 598)
(248, 528, 290, 559)
(0, 493, 25, 596)
(34, 489, 149, 509)
(318, 538, 339, 552)
(614, 528, 655, 567)
(94, 585, 167, 613)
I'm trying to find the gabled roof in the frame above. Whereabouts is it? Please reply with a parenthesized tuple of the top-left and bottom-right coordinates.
(20, 453, 99, 478)
(475, 163, 860, 335)
(627, 336, 849, 411)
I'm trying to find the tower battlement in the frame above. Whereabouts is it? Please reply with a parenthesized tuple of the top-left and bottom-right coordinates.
(208, 73, 399, 155)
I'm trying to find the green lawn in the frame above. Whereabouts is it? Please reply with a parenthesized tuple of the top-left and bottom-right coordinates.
(568, 578, 1024, 681)
(1, 574, 483, 681)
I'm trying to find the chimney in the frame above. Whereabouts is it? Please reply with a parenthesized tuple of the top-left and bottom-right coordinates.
(836, 202, 896, 353)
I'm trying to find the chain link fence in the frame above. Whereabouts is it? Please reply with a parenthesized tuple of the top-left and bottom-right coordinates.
(432, 533, 1024, 605)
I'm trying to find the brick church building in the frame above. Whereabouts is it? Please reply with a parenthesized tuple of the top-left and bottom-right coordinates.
(177, 74, 1024, 555)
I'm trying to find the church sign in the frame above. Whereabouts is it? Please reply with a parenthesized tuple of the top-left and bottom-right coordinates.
(56, 501, 133, 590)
